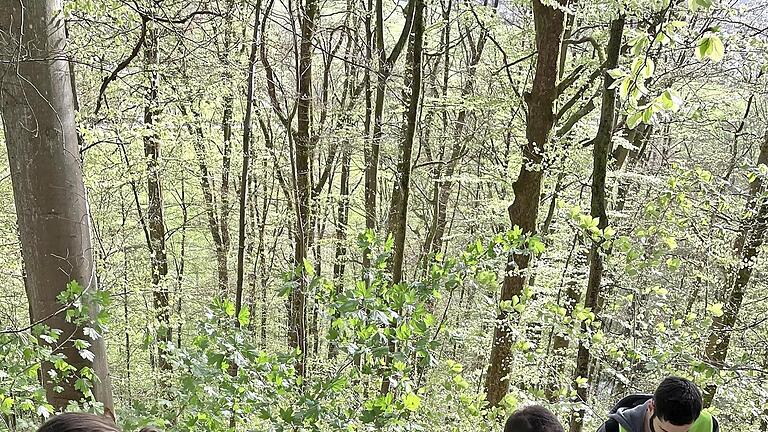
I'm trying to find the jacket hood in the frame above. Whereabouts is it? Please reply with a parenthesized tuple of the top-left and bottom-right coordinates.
(608, 399, 650, 432)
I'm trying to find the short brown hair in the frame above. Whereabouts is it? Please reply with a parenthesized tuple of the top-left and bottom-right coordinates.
(504, 405, 564, 432)
(37, 412, 121, 432)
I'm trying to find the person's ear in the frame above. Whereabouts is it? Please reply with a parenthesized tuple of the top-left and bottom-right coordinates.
(103, 407, 117, 424)
(647, 399, 655, 414)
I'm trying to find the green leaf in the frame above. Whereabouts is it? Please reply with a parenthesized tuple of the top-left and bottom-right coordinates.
(0, 397, 13, 415)
(707, 303, 724, 317)
(642, 107, 654, 124)
(302, 258, 315, 276)
(608, 68, 626, 80)
(528, 237, 545, 255)
(708, 35, 725, 62)
(224, 300, 236, 317)
(403, 392, 421, 411)
(238, 308, 250, 327)
(697, 35, 724, 62)
(627, 111, 644, 129)
(660, 89, 683, 111)
(696, 37, 710, 60)
(642, 59, 655, 79)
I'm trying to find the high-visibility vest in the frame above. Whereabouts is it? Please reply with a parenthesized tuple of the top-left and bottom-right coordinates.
(618, 411, 714, 432)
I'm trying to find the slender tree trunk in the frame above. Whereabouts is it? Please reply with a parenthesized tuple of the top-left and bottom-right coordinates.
(363, 0, 414, 268)
(289, 0, 318, 377)
(545, 234, 585, 401)
(184, 107, 231, 295)
(569, 17, 625, 432)
(329, 147, 352, 359)
(218, 0, 235, 296)
(236, 0, 263, 327)
(387, 0, 424, 285)
(0, 0, 113, 410)
(703, 131, 768, 407)
(483, 0, 569, 408)
(379, 0, 424, 396)
(423, 0, 496, 262)
(142, 18, 172, 375)
(176, 180, 187, 349)
(120, 193, 132, 406)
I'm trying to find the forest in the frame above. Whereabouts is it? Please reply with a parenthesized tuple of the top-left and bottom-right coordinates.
(1, 0, 767, 430)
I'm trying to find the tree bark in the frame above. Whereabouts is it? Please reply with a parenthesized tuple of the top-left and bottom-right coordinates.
(142, 17, 172, 375)
(569, 16, 625, 432)
(0, 0, 113, 410)
(235, 0, 262, 329)
(328, 146, 351, 359)
(387, 0, 424, 285)
(289, 0, 318, 377)
(703, 131, 768, 407)
(363, 0, 415, 268)
(483, 0, 569, 408)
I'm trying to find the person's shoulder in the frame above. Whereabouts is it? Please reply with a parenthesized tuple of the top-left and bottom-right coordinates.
(598, 418, 620, 432)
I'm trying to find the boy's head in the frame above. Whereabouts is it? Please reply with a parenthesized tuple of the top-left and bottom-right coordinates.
(37, 412, 121, 432)
(648, 377, 703, 432)
(504, 405, 564, 432)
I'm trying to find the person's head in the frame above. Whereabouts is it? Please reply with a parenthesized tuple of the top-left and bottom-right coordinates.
(504, 405, 564, 432)
(139, 427, 163, 432)
(648, 376, 703, 432)
(37, 412, 121, 432)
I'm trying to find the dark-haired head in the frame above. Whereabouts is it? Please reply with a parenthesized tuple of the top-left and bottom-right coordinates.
(504, 405, 564, 432)
(37, 412, 121, 432)
(651, 376, 703, 426)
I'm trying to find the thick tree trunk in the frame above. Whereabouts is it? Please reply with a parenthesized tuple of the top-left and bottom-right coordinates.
(569, 17, 624, 432)
(483, 0, 569, 408)
(703, 131, 768, 407)
(0, 0, 113, 410)
(289, 0, 318, 377)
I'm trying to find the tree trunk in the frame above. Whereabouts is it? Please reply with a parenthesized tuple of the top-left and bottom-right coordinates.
(0, 0, 113, 410)
(143, 18, 172, 375)
(218, 0, 235, 297)
(703, 131, 768, 407)
(363, 0, 415, 268)
(546, 235, 585, 401)
(235, 0, 262, 329)
(422, 0, 496, 262)
(379, 0, 424, 395)
(483, 0, 569, 408)
(569, 16, 624, 432)
(329, 147, 351, 359)
(387, 0, 424, 285)
(289, 0, 318, 377)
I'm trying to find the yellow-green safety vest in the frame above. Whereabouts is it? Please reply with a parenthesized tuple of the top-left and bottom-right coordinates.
(619, 411, 714, 432)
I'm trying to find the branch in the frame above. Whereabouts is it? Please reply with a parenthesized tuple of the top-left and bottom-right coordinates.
(564, 36, 605, 63)
(94, 16, 148, 115)
(385, 0, 416, 66)
(556, 64, 586, 95)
